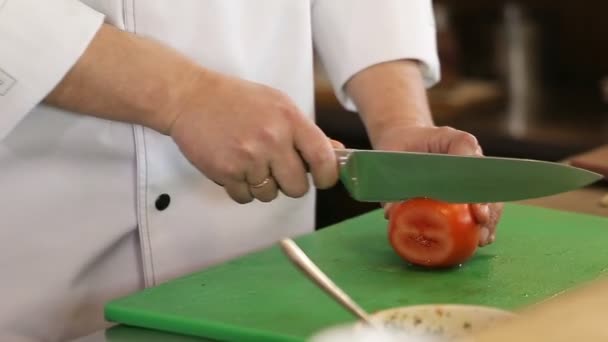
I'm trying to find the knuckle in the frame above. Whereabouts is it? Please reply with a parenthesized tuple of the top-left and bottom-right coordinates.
(278, 104, 299, 121)
(284, 183, 309, 198)
(277, 173, 310, 198)
(308, 145, 333, 168)
(258, 126, 284, 147)
(272, 95, 298, 118)
(251, 181, 279, 203)
(233, 140, 258, 163)
(436, 126, 456, 135)
(215, 159, 243, 180)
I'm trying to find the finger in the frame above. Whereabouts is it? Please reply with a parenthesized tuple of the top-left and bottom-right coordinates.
(487, 202, 504, 242)
(479, 227, 491, 247)
(293, 119, 339, 189)
(223, 181, 254, 204)
(245, 158, 279, 202)
(270, 147, 310, 198)
(245, 156, 270, 186)
(249, 177, 279, 202)
(471, 203, 491, 246)
(329, 138, 345, 149)
(471, 203, 490, 225)
(447, 135, 481, 156)
(383, 202, 396, 220)
(439, 128, 482, 156)
(472, 203, 504, 247)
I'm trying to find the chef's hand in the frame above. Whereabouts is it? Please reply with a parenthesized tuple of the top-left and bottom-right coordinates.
(375, 124, 502, 246)
(345, 60, 501, 246)
(167, 72, 339, 204)
(43, 25, 338, 204)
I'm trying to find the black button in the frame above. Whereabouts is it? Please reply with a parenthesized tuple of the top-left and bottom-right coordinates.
(155, 193, 171, 211)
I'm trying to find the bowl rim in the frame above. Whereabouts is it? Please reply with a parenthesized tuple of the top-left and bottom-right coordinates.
(312, 304, 516, 341)
(369, 303, 516, 317)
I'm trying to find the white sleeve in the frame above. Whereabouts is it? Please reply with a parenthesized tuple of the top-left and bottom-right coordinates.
(0, 0, 104, 140)
(312, 0, 440, 111)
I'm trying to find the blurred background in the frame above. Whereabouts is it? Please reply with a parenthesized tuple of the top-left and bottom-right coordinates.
(315, 0, 608, 228)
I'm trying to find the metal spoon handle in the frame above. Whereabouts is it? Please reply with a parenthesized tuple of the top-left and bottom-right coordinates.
(279, 238, 374, 325)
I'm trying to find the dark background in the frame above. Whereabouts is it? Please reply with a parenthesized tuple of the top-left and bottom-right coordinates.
(314, 0, 608, 229)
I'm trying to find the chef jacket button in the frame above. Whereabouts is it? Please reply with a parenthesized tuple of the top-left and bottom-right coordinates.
(155, 193, 171, 211)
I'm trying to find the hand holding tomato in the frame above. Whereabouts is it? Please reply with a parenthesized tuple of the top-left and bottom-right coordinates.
(386, 201, 502, 247)
(387, 198, 482, 268)
(372, 124, 503, 246)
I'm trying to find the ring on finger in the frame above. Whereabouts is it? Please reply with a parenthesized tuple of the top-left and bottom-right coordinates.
(249, 177, 272, 189)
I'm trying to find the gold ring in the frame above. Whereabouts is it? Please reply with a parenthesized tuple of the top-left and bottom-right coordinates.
(250, 177, 271, 189)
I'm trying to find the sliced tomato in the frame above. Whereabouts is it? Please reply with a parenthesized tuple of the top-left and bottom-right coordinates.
(388, 198, 480, 268)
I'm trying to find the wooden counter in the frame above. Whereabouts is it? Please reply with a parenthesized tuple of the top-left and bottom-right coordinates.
(473, 275, 608, 341)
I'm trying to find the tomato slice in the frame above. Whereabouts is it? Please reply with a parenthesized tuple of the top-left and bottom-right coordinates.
(388, 198, 480, 268)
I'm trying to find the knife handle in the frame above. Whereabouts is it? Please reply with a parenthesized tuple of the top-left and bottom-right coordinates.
(334, 148, 353, 167)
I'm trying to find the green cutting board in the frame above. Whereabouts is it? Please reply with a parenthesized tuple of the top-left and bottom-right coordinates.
(105, 204, 608, 341)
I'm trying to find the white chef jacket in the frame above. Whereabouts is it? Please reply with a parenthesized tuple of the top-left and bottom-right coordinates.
(0, 1, 439, 340)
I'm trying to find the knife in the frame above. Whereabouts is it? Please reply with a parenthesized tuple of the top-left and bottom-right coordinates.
(335, 149, 602, 203)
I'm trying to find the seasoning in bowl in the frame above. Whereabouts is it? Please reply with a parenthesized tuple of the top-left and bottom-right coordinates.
(365, 304, 515, 340)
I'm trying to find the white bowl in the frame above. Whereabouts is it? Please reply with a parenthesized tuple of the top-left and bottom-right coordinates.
(310, 304, 515, 342)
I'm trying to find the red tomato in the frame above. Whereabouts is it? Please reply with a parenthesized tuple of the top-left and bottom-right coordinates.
(388, 198, 480, 268)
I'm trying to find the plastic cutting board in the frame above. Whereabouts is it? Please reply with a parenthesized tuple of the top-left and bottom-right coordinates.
(105, 204, 608, 341)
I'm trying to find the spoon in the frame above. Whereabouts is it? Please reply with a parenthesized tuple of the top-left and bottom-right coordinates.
(279, 238, 376, 326)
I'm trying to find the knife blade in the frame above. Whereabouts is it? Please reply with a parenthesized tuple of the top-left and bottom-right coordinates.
(335, 149, 602, 203)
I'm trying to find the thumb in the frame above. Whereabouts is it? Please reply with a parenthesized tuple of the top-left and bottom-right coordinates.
(329, 138, 345, 149)
(441, 130, 483, 156)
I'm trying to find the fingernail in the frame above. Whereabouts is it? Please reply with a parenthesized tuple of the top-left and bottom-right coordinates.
(384, 203, 394, 219)
(328, 138, 345, 149)
(480, 228, 490, 245)
(463, 149, 478, 157)
(489, 234, 496, 243)
(479, 204, 490, 219)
